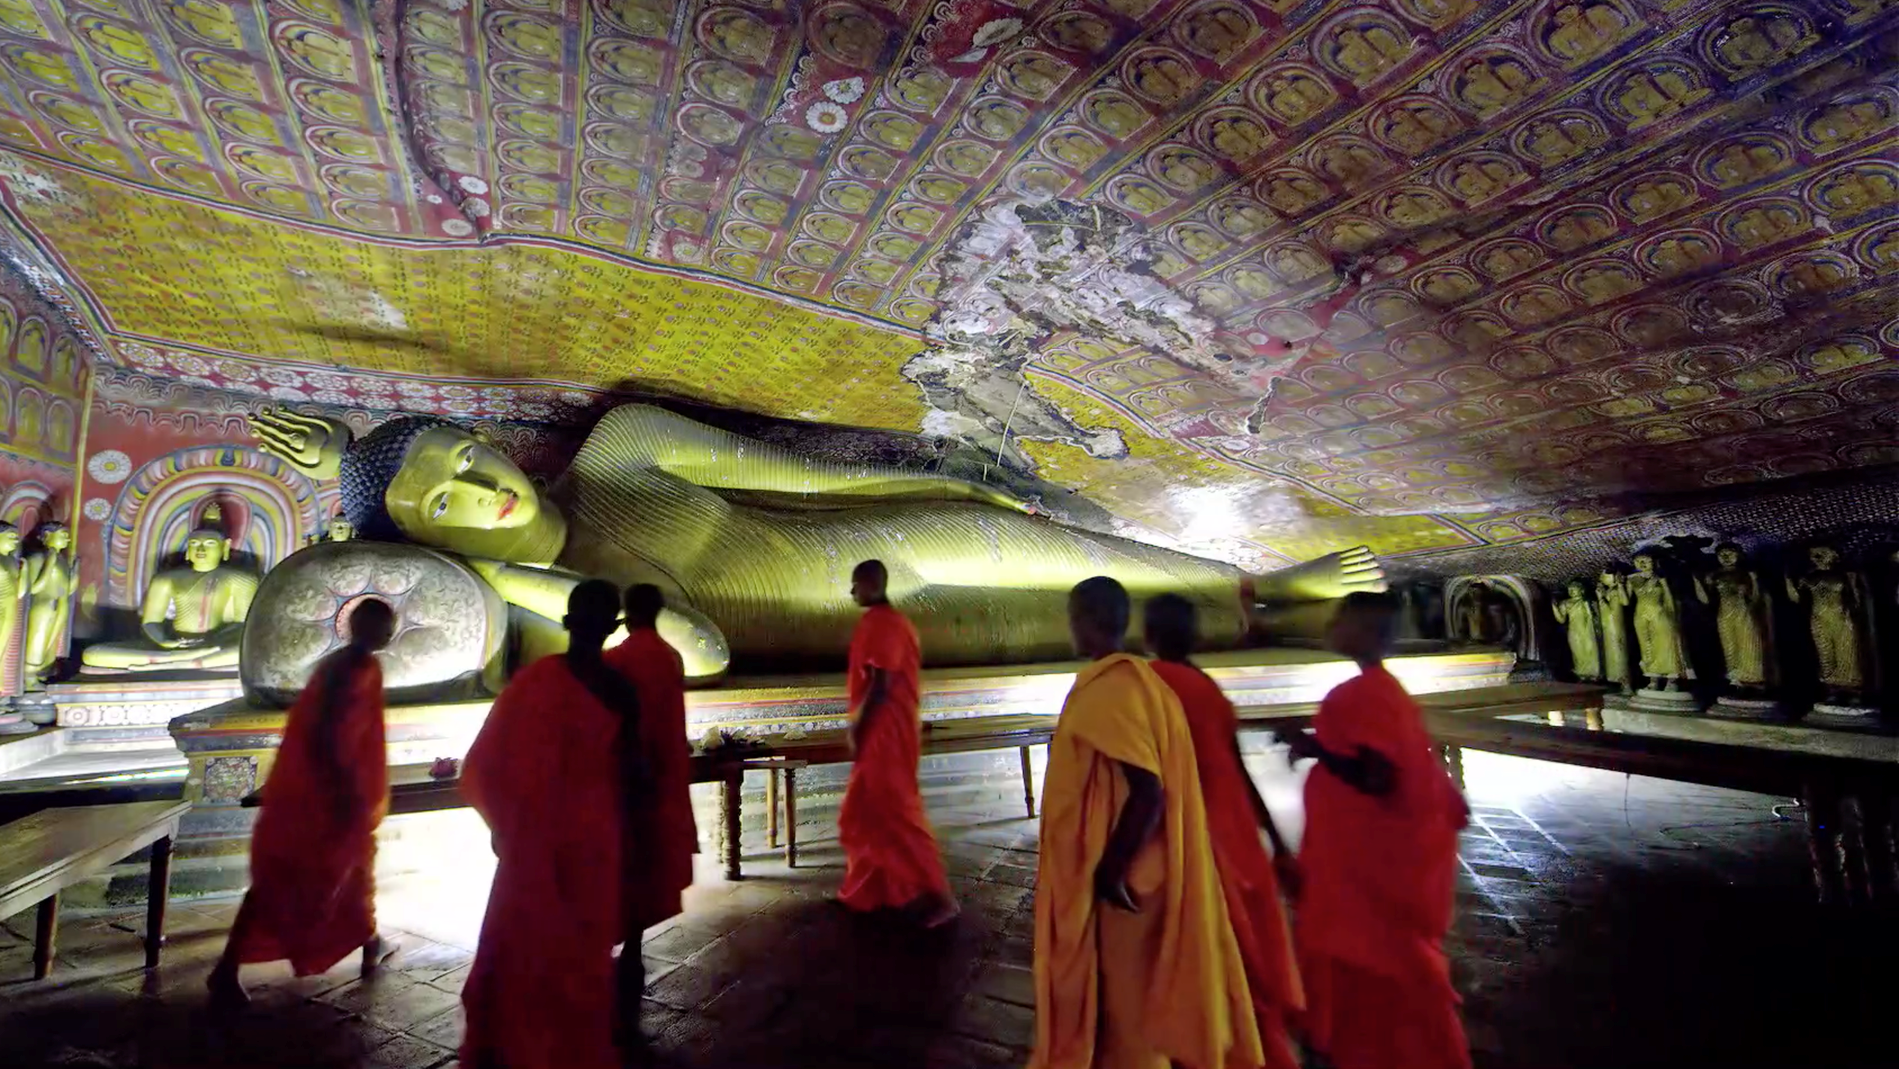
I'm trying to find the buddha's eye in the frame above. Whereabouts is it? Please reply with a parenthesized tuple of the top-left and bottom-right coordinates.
(431, 494, 450, 519)
(455, 448, 475, 474)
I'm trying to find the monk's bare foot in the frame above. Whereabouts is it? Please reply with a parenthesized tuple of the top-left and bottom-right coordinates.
(360, 934, 398, 977)
(206, 963, 249, 1011)
(919, 895, 961, 929)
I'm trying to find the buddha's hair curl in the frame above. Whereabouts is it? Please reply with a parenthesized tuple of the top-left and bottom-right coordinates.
(338, 415, 459, 540)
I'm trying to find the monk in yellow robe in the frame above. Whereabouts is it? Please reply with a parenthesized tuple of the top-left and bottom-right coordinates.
(836, 559, 957, 925)
(462, 581, 636, 1069)
(1283, 592, 1471, 1069)
(1031, 576, 1264, 1069)
(1144, 594, 1302, 1069)
(208, 599, 396, 1008)
(603, 582, 699, 1042)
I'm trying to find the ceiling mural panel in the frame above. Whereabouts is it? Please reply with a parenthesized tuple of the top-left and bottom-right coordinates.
(0, 0, 1890, 566)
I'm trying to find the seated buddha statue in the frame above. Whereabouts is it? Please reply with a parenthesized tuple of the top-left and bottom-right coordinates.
(247, 404, 1384, 683)
(81, 515, 259, 672)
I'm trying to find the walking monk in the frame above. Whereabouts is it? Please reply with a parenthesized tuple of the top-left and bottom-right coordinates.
(836, 559, 958, 926)
(604, 583, 699, 1038)
(209, 599, 396, 1007)
(1143, 594, 1302, 1069)
(1031, 577, 1263, 1069)
(462, 581, 638, 1069)
(1285, 592, 1472, 1069)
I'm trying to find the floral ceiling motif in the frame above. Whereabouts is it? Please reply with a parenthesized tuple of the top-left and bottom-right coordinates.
(0, 0, 1892, 566)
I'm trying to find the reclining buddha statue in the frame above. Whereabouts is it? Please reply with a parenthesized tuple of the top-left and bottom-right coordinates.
(245, 403, 1382, 689)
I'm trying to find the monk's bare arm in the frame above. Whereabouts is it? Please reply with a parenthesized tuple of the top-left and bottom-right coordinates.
(1096, 763, 1163, 911)
(1281, 729, 1396, 797)
(850, 666, 889, 752)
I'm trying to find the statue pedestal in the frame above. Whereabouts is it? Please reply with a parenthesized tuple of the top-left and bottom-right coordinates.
(1805, 703, 1883, 731)
(1708, 696, 1783, 722)
(1629, 687, 1701, 714)
(51, 674, 244, 749)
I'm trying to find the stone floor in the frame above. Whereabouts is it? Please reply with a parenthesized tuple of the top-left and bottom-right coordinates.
(3, 750, 1893, 1069)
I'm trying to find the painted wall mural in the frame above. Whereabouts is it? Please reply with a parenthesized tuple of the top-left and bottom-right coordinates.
(0, 0, 1891, 566)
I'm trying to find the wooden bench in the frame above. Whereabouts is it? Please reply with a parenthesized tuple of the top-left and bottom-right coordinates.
(0, 800, 192, 979)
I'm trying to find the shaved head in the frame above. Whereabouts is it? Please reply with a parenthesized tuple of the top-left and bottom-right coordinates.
(1327, 590, 1400, 663)
(624, 583, 664, 628)
(1069, 576, 1130, 659)
(851, 558, 889, 607)
(1142, 593, 1197, 662)
(564, 579, 622, 647)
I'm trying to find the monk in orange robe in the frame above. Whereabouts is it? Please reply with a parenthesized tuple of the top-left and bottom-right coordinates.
(836, 559, 958, 926)
(1031, 577, 1263, 1069)
(462, 580, 638, 1069)
(604, 582, 699, 1038)
(1144, 594, 1302, 1069)
(208, 599, 396, 1008)
(1284, 592, 1472, 1069)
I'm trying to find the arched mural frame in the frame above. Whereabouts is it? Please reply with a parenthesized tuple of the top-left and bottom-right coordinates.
(99, 445, 322, 609)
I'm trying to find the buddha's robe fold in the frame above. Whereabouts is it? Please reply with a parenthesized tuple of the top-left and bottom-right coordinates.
(605, 628, 699, 933)
(1031, 653, 1263, 1069)
(1150, 660, 1302, 1069)
(837, 603, 950, 910)
(1298, 665, 1471, 1069)
(461, 656, 624, 1069)
(232, 649, 386, 975)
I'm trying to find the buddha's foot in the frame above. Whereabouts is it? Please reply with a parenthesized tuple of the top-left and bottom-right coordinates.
(1256, 545, 1387, 602)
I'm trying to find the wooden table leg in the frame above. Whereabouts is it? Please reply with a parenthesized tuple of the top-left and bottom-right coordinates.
(33, 893, 58, 980)
(722, 769, 744, 881)
(784, 767, 798, 869)
(765, 767, 780, 849)
(145, 833, 174, 969)
(1019, 745, 1037, 819)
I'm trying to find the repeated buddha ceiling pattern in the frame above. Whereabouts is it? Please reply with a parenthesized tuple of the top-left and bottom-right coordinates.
(0, 0, 1892, 567)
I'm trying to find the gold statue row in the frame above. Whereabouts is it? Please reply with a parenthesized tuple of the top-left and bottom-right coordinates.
(0, 518, 75, 695)
(1551, 542, 1876, 711)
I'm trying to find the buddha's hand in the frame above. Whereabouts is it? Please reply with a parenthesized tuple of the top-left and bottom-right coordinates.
(248, 408, 353, 480)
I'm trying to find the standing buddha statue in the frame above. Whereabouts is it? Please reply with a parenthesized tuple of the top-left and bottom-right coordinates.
(22, 522, 75, 685)
(1628, 552, 1690, 692)
(1786, 544, 1869, 706)
(1596, 569, 1632, 693)
(1551, 580, 1602, 681)
(0, 523, 27, 734)
(1692, 542, 1771, 693)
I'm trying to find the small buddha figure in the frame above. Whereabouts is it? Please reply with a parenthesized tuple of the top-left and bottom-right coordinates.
(1552, 580, 1603, 681)
(1628, 552, 1689, 691)
(1692, 543, 1770, 692)
(1786, 545, 1869, 704)
(1546, 3, 1632, 66)
(81, 516, 258, 672)
(1597, 569, 1633, 693)
(22, 523, 75, 685)
(0, 524, 24, 720)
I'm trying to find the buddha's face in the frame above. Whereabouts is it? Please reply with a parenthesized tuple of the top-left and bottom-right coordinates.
(1811, 546, 1838, 570)
(1567, 581, 1585, 598)
(1716, 547, 1740, 567)
(386, 427, 541, 545)
(0, 531, 18, 555)
(327, 517, 354, 541)
(1633, 555, 1655, 575)
(184, 533, 229, 572)
(42, 528, 70, 551)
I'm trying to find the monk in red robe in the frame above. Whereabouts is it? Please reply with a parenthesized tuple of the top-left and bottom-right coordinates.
(1144, 593, 1303, 1069)
(836, 559, 957, 926)
(604, 582, 699, 1041)
(1284, 592, 1472, 1069)
(208, 599, 396, 1008)
(462, 580, 639, 1069)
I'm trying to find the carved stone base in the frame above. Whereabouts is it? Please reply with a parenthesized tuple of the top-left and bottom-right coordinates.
(0, 708, 36, 735)
(1708, 696, 1783, 722)
(1602, 689, 1638, 711)
(1805, 704, 1883, 731)
(1629, 687, 1701, 714)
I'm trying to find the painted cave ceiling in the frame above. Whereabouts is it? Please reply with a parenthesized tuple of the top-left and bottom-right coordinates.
(0, 0, 1893, 571)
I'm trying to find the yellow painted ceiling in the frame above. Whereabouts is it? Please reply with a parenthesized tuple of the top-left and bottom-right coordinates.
(0, 0, 1894, 564)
